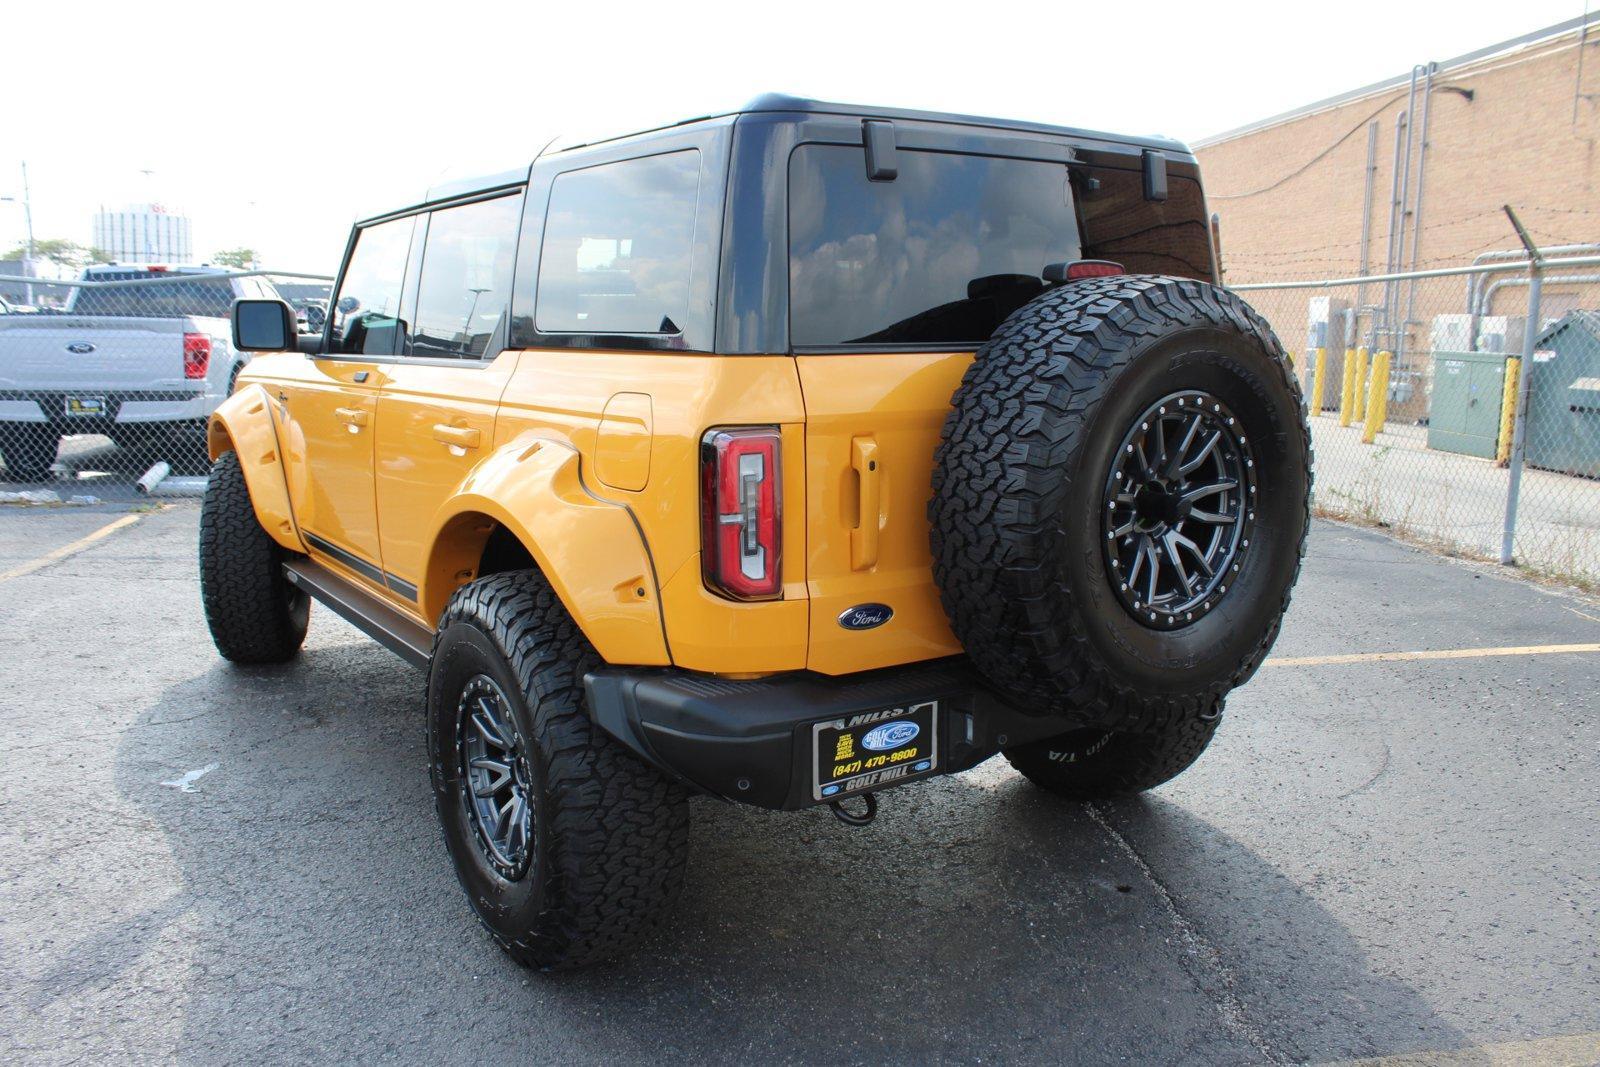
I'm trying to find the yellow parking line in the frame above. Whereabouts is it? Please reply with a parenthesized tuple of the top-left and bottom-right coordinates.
(1322, 1030, 1600, 1066)
(0, 513, 143, 583)
(1265, 643, 1600, 667)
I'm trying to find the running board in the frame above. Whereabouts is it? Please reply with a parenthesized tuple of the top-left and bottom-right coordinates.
(282, 558, 432, 668)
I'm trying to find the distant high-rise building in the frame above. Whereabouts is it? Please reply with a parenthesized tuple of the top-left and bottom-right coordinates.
(92, 203, 192, 264)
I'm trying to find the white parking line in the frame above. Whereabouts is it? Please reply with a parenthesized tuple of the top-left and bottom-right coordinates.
(0, 513, 143, 583)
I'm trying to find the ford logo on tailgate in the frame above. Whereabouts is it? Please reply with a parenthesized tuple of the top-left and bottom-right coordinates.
(66, 342, 96, 354)
(862, 720, 919, 751)
(838, 603, 893, 630)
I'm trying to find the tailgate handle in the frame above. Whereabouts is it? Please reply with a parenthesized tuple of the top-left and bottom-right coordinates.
(851, 436, 881, 570)
(334, 406, 368, 429)
(433, 423, 482, 450)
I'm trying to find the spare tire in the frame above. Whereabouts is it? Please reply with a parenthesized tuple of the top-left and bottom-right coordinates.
(929, 275, 1310, 725)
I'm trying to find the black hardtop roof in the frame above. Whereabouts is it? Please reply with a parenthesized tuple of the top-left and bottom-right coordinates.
(414, 95, 1191, 210)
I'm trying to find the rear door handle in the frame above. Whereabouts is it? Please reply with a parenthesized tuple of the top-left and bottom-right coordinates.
(432, 423, 482, 450)
(851, 436, 881, 570)
(335, 406, 368, 428)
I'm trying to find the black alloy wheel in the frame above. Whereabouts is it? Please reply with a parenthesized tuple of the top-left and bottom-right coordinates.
(1102, 390, 1256, 629)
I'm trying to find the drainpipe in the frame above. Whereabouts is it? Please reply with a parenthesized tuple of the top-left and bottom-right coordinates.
(1401, 63, 1437, 369)
(1382, 108, 1410, 351)
(1356, 120, 1379, 345)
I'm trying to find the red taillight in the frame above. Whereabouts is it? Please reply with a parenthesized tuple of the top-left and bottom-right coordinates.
(701, 427, 782, 601)
(183, 332, 212, 379)
(1063, 259, 1124, 280)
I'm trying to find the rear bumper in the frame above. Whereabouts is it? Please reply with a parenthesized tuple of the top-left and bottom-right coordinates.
(0, 389, 212, 429)
(584, 657, 1076, 810)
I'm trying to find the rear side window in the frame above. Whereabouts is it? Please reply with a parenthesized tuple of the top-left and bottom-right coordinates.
(788, 146, 1080, 348)
(1078, 169, 1213, 281)
(331, 216, 415, 356)
(536, 151, 700, 335)
(70, 277, 235, 318)
(409, 194, 522, 359)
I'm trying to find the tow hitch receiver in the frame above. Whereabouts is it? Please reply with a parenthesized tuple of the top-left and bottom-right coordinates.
(828, 792, 878, 826)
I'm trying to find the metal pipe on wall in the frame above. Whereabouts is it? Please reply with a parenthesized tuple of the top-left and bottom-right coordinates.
(1401, 62, 1438, 369)
(1356, 120, 1380, 346)
(1382, 109, 1410, 351)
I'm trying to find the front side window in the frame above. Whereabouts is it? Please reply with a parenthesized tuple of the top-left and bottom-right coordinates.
(330, 216, 414, 356)
(788, 146, 1081, 347)
(410, 194, 522, 359)
(536, 151, 700, 335)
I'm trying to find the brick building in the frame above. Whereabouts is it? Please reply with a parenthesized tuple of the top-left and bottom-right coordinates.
(1197, 13, 1600, 336)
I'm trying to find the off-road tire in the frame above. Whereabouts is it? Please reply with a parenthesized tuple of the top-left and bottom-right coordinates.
(0, 425, 60, 483)
(1004, 698, 1223, 800)
(199, 449, 309, 663)
(930, 275, 1310, 727)
(426, 570, 690, 971)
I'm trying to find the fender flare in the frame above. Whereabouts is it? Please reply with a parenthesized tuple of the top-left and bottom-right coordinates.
(206, 384, 305, 554)
(419, 433, 671, 667)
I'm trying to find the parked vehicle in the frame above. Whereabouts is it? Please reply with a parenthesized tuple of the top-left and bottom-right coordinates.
(201, 96, 1311, 970)
(0, 265, 273, 480)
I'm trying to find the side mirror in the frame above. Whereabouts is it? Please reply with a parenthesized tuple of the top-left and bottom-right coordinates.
(232, 298, 297, 351)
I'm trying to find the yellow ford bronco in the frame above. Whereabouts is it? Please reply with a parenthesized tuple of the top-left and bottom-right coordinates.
(201, 96, 1310, 970)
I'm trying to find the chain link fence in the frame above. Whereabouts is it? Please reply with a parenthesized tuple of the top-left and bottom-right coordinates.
(1236, 253, 1600, 588)
(0, 269, 331, 500)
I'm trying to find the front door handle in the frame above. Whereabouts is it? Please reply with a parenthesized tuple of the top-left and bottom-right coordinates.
(432, 423, 482, 450)
(851, 436, 881, 571)
(335, 406, 368, 429)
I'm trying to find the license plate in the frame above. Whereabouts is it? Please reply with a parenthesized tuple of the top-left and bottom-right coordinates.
(812, 700, 939, 802)
(63, 395, 106, 417)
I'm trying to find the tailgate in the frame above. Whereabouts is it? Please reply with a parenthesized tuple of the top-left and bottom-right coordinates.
(0, 317, 194, 393)
(797, 352, 970, 675)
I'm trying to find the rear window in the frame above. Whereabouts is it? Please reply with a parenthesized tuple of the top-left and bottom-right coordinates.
(70, 275, 237, 319)
(536, 151, 700, 335)
(788, 146, 1080, 348)
(1078, 168, 1213, 281)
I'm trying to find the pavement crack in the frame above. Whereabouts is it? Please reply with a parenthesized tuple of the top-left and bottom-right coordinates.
(1085, 801, 1287, 1066)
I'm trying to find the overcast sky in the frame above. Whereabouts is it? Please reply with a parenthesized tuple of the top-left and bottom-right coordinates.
(0, 0, 1588, 273)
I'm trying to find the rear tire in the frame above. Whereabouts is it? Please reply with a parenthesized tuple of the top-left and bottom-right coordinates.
(427, 570, 690, 971)
(0, 425, 60, 483)
(199, 449, 309, 663)
(1004, 699, 1223, 800)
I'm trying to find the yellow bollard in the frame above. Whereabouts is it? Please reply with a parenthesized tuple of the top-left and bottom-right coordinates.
(1338, 348, 1358, 427)
(1497, 356, 1521, 464)
(1311, 348, 1328, 415)
(1362, 350, 1392, 444)
(1353, 347, 1370, 422)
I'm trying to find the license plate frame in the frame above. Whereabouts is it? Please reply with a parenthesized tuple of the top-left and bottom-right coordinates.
(63, 395, 107, 417)
(811, 700, 939, 802)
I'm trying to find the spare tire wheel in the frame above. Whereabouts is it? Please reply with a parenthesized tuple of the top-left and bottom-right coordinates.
(929, 275, 1311, 745)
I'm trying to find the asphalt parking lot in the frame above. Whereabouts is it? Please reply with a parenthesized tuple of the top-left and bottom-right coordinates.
(1, 504, 1597, 1065)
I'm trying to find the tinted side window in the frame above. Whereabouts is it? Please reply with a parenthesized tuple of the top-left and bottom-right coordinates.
(331, 216, 414, 356)
(1078, 169, 1213, 281)
(409, 194, 522, 359)
(536, 151, 700, 335)
(789, 146, 1080, 347)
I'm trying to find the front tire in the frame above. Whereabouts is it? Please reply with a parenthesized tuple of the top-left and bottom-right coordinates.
(199, 449, 309, 663)
(427, 570, 689, 971)
(0, 425, 60, 482)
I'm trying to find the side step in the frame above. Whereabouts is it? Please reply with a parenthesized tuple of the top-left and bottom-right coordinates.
(282, 558, 433, 668)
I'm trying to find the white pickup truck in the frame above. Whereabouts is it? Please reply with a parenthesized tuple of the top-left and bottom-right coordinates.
(0, 266, 278, 481)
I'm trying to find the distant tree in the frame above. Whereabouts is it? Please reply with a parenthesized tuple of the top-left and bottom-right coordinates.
(2, 238, 96, 271)
(87, 247, 112, 264)
(212, 247, 258, 269)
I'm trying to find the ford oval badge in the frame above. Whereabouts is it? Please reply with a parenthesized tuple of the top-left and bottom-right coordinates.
(862, 720, 919, 751)
(838, 603, 893, 631)
(66, 342, 96, 354)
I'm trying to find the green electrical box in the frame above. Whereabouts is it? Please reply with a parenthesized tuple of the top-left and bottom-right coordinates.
(1428, 350, 1510, 459)
(1525, 312, 1600, 478)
